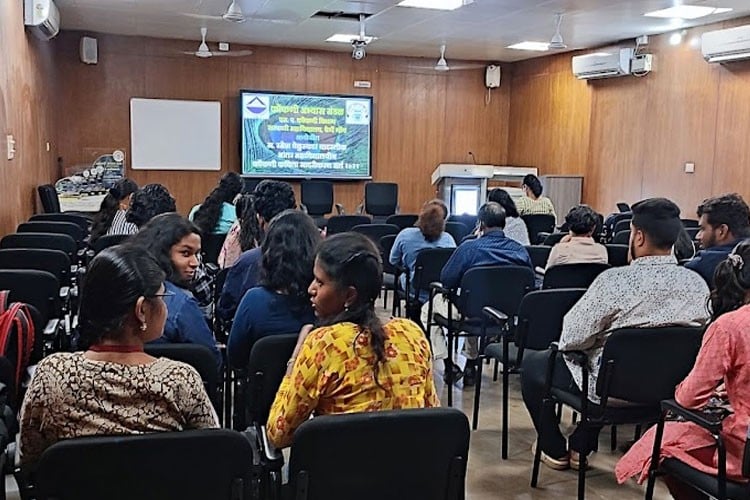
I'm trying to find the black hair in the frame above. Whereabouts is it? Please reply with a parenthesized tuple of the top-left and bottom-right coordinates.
(630, 197, 682, 250)
(259, 210, 320, 314)
(522, 174, 543, 198)
(236, 194, 260, 252)
(673, 227, 696, 261)
(78, 244, 165, 349)
(130, 213, 200, 286)
(192, 172, 243, 235)
(697, 193, 750, 239)
(487, 188, 520, 218)
(315, 233, 386, 386)
(478, 202, 506, 230)
(710, 239, 750, 321)
(565, 205, 599, 236)
(253, 180, 296, 224)
(126, 184, 177, 228)
(90, 178, 139, 243)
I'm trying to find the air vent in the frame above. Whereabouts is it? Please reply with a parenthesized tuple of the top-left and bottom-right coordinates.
(312, 11, 373, 21)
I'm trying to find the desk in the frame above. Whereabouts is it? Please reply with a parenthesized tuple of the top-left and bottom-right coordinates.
(59, 194, 106, 213)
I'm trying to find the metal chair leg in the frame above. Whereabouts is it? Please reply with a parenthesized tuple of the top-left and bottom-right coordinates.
(610, 425, 617, 451)
(472, 355, 482, 430)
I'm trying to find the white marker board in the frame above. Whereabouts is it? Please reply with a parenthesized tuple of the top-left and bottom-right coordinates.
(130, 98, 221, 170)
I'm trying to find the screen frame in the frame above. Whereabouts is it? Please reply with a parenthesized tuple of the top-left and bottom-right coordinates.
(238, 89, 375, 180)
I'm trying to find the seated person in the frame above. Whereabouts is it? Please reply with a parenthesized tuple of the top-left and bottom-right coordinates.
(218, 194, 260, 269)
(487, 188, 530, 245)
(545, 205, 607, 270)
(89, 178, 139, 245)
(189, 172, 243, 235)
(267, 233, 439, 448)
(521, 198, 710, 471)
(125, 183, 176, 229)
(616, 241, 750, 498)
(131, 213, 222, 370)
(686, 193, 750, 287)
(227, 210, 320, 369)
(516, 174, 556, 217)
(18, 245, 218, 466)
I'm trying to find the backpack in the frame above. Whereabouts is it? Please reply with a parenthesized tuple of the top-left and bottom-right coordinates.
(0, 290, 35, 406)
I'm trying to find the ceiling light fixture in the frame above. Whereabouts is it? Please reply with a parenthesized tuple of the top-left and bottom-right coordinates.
(507, 41, 550, 51)
(669, 32, 683, 45)
(644, 5, 732, 20)
(397, 0, 473, 11)
(326, 34, 376, 44)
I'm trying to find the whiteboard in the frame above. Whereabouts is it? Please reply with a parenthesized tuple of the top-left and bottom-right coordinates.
(130, 98, 221, 170)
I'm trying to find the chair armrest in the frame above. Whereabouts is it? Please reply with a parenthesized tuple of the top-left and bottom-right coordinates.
(661, 399, 725, 434)
(59, 287, 70, 300)
(260, 425, 284, 466)
(70, 264, 78, 274)
(205, 263, 219, 275)
(429, 281, 450, 295)
(482, 306, 508, 325)
(555, 344, 588, 367)
(43, 319, 60, 337)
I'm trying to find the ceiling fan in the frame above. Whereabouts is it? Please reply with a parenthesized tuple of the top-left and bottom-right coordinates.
(409, 44, 486, 72)
(549, 12, 567, 50)
(181, 28, 253, 58)
(182, 0, 295, 24)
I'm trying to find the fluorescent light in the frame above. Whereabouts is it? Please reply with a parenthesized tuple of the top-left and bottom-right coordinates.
(507, 41, 549, 51)
(644, 5, 732, 19)
(326, 34, 376, 44)
(397, 0, 473, 11)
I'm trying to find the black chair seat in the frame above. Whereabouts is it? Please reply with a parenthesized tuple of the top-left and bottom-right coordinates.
(484, 342, 520, 367)
(660, 458, 749, 500)
(549, 387, 659, 421)
(432, 313, 505, 337)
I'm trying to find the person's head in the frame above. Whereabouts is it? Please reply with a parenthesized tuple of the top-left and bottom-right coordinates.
(130, 213, 201, 287)
(253, 180, 296, 236)
(260, 210, 321, 313)
(628, 198, 682, 261)
(236, 194, 260, 252)
(565, 205, 599, 237)
(477, 202, 506, 232)
(673, 227, 697, 262)
(90, 178, 139, 242)
(417, 200, 448, 242)
(696, 193, 750, 249)
(191, 172, 243, 235)
(126, 184, 176, 228)
(522, 174, 543, 199)
(487, 188, 519, 218)
(710, 239, 750, 321)
(78, 244, 167, 349)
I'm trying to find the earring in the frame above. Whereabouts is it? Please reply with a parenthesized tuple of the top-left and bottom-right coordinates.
(140, 322, 148, 332)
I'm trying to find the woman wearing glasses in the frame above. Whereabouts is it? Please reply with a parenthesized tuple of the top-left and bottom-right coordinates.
(18, 245, 219, 466)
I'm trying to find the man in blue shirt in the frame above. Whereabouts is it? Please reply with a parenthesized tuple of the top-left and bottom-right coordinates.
(686, 193, 750, 287)
(439, 202, 533, 386)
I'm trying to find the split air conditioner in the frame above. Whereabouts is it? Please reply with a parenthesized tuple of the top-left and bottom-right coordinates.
(702, 24, 750, 63)
(24, 0, 61, 41)
(571, 48, 633, 80)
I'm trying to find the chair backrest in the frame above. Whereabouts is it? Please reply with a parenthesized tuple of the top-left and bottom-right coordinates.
(0, 270, 60, 322)
(605, 244, 629, 267)
(144, 344, 219, 405)
(37, 185, 61, 213)
(516, 288, 586, 351)
(0, 249, 71, 286)
(288, 408, 470, 500)
(542, 232, 566, 246)
(521, 214, 556, 244)
(380, 235, 398, 274)
(542, 263, 610, 289)
(30, 213, 90, 232)
(0, 232, 77, 260)
(325, 215, 371, 235)
(351, 224, 400, 251)
(246, 334, 298, 425)
(17, 221, 86, 245)
(613, 219, 632, 234)
(456, 265, 535, 319)
(597, 326, 704, 404)
(301, 181, 334, 216)
(92, 233, 132, 254)
(201, 233, 227, 265)
(412, 248, 455, 297)
(681, 219, 699, 228)
(685, 227, 699, 241)
(525, 245, 552, 269)
(616, 202, 631, 213)
(241, 177, 260, 194)
(364, 182, 398, 216)
(612, 230, 631, 245)
(447, 214, 477, 231)
(34, 429, 254, 500)
(444, 221, 470, 245)
(385, 214, 418, 231)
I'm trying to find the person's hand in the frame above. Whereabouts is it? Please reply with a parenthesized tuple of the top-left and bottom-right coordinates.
(713, 382, 727, 399)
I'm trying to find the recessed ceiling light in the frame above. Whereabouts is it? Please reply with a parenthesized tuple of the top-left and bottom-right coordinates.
(644, 5, 732, 20)
(326, 34, 376, 44)
(397, 0, 473, 11)
(507, 41, 549, 51)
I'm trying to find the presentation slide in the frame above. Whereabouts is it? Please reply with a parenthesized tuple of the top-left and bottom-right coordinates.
(240, 91, 373, 179)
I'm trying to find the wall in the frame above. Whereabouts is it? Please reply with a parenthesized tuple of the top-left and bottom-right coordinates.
(0, 2, 58, 235)
(55, 33, 511, 214)
(507, 17, 750, 217)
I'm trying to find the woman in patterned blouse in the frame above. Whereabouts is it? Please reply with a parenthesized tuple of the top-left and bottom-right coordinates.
(18, 245, 218, 466)
(267, 232, 440, 448)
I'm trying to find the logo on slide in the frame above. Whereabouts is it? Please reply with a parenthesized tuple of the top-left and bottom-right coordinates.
(345, 100, 370, 125)
(244, 95, 270, 120)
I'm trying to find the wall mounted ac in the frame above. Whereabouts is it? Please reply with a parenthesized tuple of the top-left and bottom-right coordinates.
(571, 48, 633, 80)
(24, 0, 60, 41)
(702, 24, 750, 63)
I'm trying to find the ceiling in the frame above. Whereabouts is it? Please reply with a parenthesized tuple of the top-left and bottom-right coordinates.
(56, 0, 750, 63)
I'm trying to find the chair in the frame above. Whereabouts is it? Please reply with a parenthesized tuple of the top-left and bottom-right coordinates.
(399, 248, 455, 325)
(447, 214, 477, 231)
(479, 288, 586, 458)
(686, 227, 699, 241)
(521, 214, 556, 244)
(531, 326, 705, 500)
(542, 232, 567, 246)
(287, 408, 470, 500)
(301, 181, 334, 228)
(351, 224, 399, 251)
(606, 244, 629, 267)
(30, 213, 90, 232)
(613, 230, 631, 245)
(17, 222, 86, 248)
(385, 214, 418, 231)
(616, 202, 631, 213)
(542, 263, 610, 289)
(33, 429, 254, 500)
(681, 219, 700, 228)
(241, 177, 260, 194)
(201, 233, 227, 266)
(645, 400, 749, 500)
(525, 245, 552, 269)
(0, 249, 72, 288)
(37, 185, 61, 213)
(379, 234, 400, 313)
(0, 233, 78, 264)
(613, 219, 632, 235)
(432, 265, 535, 407)
(325, 215, 371, 235)
(0, 270, 61, 328)
(364, 182, 398, 222)
(445, 221, 470, 244)
(602, 212, 632, 243)
(91, 233, 132, 254)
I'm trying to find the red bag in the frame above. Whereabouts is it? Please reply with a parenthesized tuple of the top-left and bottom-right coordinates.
(0, 290, 35, 403)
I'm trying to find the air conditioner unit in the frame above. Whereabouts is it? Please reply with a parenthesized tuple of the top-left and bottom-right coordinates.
(24, 0, 61, 41)
(571, 48, 633, 80)
(702, 24, 750, 63)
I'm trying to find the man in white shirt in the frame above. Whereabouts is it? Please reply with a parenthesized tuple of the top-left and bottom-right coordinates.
(521, 198, 710, 470)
